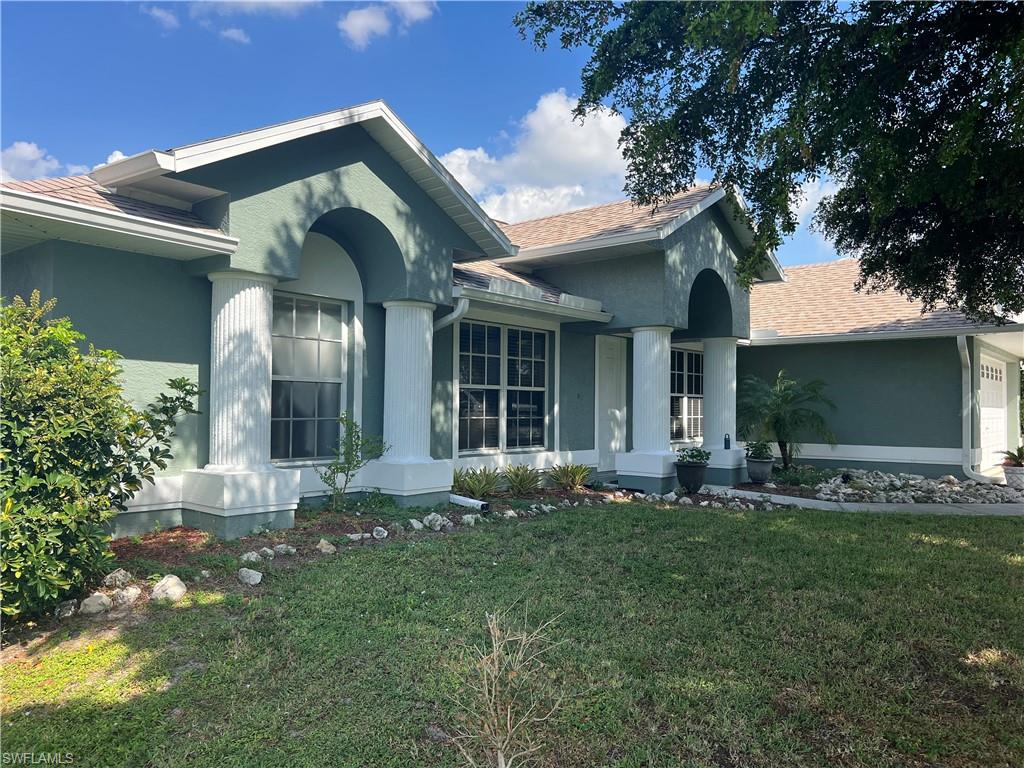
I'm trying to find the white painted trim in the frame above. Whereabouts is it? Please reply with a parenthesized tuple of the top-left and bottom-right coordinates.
(455, 286, 611, 323)
(0, 188, 239, 256)
(456, 449, 598, 471)
(777, 443, 963, 465)
(748, 323, 1024, 346)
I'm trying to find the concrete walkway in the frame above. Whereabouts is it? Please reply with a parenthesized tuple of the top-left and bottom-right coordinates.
(708, 486, 1024, 517)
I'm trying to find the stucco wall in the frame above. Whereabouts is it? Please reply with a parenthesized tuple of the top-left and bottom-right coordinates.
(431, 317, 454, 460)
(559, 328, 596, 451)
(737, 337, 962, 448)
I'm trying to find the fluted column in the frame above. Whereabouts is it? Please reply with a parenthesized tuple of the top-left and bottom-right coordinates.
(382, 301, 435, 462)
(207, 271, 276, 469)
(631, 326, 672, 452)
(703, 337, 737, 451)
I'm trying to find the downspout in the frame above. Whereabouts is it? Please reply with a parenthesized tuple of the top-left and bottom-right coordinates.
(434, 296, 469, 332)
(957, 335, 997, 483)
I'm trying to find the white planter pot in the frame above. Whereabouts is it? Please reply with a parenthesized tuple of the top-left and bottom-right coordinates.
(1003, 465, 1024, 490)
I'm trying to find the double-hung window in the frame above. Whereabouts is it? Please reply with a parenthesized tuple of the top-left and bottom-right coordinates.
(458, 321, 548, 453)
(271, 294, 346, 461)
(670, 349, 704, 441)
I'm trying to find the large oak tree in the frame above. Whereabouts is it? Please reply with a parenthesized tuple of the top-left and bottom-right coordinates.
(516, 1, 1024, 321)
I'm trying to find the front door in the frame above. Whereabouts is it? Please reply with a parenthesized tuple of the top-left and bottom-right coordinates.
(596, 336, 627, 471)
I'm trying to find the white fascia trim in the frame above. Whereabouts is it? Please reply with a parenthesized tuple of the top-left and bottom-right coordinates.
(455, 285, 612, 323)
(748, 323, 1024, 346)
(0, 188, 239, 255)
(89, 100, 514, 259)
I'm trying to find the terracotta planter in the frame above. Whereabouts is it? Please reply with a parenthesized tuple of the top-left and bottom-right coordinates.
(675, 461, 707, 494)
(1003, 465, 1024, 490)
(745, 457, 775, 484)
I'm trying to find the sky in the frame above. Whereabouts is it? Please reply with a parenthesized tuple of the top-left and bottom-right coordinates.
(0, 0, 837, 266)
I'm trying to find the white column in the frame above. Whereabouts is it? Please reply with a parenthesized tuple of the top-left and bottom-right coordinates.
(631, 326, 672, 452)
(382, 300, 435, 462)
(702, 337, 737, 451)
(207, 271, 276, 469)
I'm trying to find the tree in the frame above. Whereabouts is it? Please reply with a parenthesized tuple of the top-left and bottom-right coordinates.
(516, 2, 1024, 321)
(1, 292, 199, 618)
(737, 371, 836, 469)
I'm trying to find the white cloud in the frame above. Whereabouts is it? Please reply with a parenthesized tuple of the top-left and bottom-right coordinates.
(98, 150, 127, 168)
(439, 90, 628, 223)
(141, 5, 180, 31)
(794, 177, 838, 227)
(220, 27, 252, 44)
(392, 0, 435, 28)
(1, 141, 62, 182)
(338, 5, 391, 49)
(189, 1, 315, 18)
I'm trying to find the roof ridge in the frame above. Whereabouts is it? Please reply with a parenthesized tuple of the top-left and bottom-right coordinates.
(2, 174, 98, 191)
(505, 185, 715, 227)
(782, 257, 857, 271)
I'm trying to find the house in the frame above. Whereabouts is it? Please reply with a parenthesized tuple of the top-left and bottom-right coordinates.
(2, 102, 1021, 538)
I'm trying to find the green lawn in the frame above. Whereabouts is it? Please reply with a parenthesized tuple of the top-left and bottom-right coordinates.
(3, 503, 1023, 767)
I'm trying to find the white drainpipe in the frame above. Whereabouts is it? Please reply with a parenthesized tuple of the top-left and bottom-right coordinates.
(434, 296, 470, 332)
(957, 335, 998, 483)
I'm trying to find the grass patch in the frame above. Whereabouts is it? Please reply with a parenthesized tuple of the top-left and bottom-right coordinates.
(2, 504, 1022, 767)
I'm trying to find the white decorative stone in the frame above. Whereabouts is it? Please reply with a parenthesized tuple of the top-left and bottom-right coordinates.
(55, 599, 77, 620)
(347, 533, 371, 542)
(273, 544, 296, 555)
(151, 574, 188, 603)
(113, 585, 142, 607)
(372, 526, 388, 540)
(237, 568, 263, 586)
(408, 518, 425, 531)
(240, 551, 261, 564)
(461, 514, 481, 526)
(423, 512, 444, 531)
(79, 593, 112, 616)
(678, 497, 693, 506)
(316, 538, 337, 554)
(258, 547, 276, 560)
(102, 568, 133, 588)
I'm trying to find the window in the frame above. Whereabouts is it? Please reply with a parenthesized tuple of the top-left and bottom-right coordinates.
(271, 294, 346, 460)
(671, 349, 703, 441)
(458, 321, 548, 452)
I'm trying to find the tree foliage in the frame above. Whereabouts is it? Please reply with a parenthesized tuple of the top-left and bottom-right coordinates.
(0, 292, 199, 618)
(516, 1, 1024, 320)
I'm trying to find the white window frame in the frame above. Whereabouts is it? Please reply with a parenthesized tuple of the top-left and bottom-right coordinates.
(270, 291, 348, 464)
(670, 346, 704, 444)
(453, 311, 558, 457)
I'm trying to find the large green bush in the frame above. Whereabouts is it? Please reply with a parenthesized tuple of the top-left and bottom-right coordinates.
(0, 292, 198, 619)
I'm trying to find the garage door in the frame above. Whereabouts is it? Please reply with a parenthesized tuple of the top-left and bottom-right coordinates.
(979, 356, 1007, 469)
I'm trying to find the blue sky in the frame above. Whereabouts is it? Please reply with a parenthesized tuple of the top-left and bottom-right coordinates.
(1, 1, 836, 266)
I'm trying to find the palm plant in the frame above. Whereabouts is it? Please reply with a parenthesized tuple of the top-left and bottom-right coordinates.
(737, 371, 837, 469)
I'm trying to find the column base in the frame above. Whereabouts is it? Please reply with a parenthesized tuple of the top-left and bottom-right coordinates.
(181, 466, 300, 538)
(359, 458, 453, 507)
(706, 448, 747, 486)
(615, 451, 677, 494)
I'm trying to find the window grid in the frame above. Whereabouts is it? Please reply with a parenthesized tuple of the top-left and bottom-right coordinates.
(670, 349, 704, 441)
(458, 321, 548, 453)
(271, 294, 346, 461)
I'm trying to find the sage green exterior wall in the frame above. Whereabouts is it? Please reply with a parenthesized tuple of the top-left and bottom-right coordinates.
(175, 124, 480, 304)
(432, 316, 454, 460)
(737, 338, 962, 448)
(558, 328, 596, 451)
(2, 240, 209, 470)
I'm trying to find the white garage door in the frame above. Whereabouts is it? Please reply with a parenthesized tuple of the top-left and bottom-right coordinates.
(979, 356, 1007, 469)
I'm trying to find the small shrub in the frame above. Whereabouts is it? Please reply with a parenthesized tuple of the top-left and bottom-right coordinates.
(676, 446, 711, 465)
(454, 467, 502, 499)
(744, 440, 774, 460)
(548, 463, 591, 493)
(772, 464, 839, 487)
(502, 465, 543, 497)
(315, 412, 388, 512)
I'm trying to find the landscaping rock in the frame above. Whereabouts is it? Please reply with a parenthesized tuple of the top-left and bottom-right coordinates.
(240, 551, 262, 564)
(55, 599, 78, 620)
(102, 568, 133, 588)
(371, 526, 388, 540)
(113, 585, 142, 607)
(938, 475, 960, 485)
(151, 574, 188, 603)
(408, 518, 425, 531)
(237, 568, 262, 586)
(423, 512, 453, 531)
(347, 533, 371, 542)
(814, 468, 1022, 504)
(258, 547, 276, 560)
(316, 538, 337, 554)
(79, 592, 112, 616)
(678, 497, 693, 506)
(501, 509, 518, 519)
(662, 492, 678, 503)
(540, 504, 556, 514)
(273, 544, 296, 556)
(461, 514, 482, 526)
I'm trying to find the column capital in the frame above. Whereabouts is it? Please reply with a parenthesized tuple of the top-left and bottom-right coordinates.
(630, 325, 674, 334)
(382, 300, 437, 311)
(207, 270, 278, 286)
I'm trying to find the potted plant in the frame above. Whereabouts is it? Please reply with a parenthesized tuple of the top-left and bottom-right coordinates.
(744, 440, 775, 484)
(999, 448, 1024, 490)
(675, 446, 711, 493)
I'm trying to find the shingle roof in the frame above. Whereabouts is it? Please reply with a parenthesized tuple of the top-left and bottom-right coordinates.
(453, 260, 565, 303)
(1, 175, 223, 235)
(750, 258, 975, 338)
(498, 186, 718, 250)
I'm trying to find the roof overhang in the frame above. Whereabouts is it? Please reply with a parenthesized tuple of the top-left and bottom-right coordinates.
(453, 285, 612, 324)
(90, 100, 515, 259)
(747, 322, 1024, 348)
(490, 188, 785, 281)
(0, 187, 239, 260)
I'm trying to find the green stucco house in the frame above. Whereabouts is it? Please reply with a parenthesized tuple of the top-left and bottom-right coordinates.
(2, 102, 1021, 537)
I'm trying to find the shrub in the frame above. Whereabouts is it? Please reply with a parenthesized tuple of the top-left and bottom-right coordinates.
(453, 467, 502, 499)
(548, 463, 592, 492)
(772, 464, 840, 488)
(315, 412, 388, 512)
(677, 446, 711, 465)
(744, 440, 774, 460)
(502, 465, 543, 497)
(0, 293, 198, 619)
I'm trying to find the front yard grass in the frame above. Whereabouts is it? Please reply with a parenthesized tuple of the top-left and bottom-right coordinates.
(3, 502, 1022, 767)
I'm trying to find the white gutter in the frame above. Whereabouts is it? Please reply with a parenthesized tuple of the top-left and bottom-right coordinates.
(956, 335, 997, 484)
(749, 323, 1024, 346)
(433, 297, 469, 332)
(455, 285, 612, 323)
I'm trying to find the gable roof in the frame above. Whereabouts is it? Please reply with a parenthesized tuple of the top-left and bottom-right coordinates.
(89, 100, 514, 259)
(453, 260, 565, 303)
(749, 258, 1015, 342)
